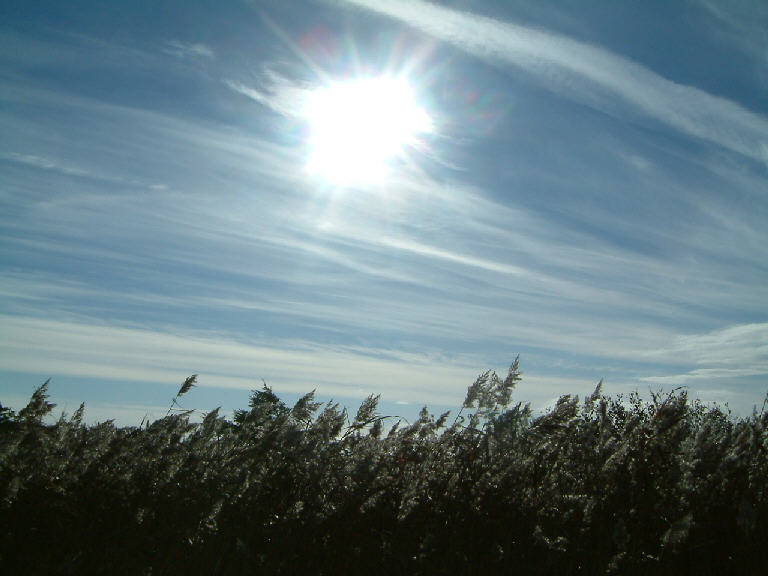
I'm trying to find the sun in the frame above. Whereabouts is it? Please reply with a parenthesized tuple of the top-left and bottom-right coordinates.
(302, 76, 433, 185)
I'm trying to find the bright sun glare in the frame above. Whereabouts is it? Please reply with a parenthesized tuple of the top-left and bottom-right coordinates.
(303, 76, 433, 185)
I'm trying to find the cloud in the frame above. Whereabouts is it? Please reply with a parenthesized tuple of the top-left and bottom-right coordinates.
(0, 267, 699, 373)
(0, 152, 92, 177)
(641, 323, 768, 385)
(697, 0, 768, 69)
(226, 70, 312, 117)
(0, 314, 485, 405)
(0, 151, 168, 191)
(377, 235, 530, 276)
(0, 307, 625, 419)
(163, 40, 214, 59)
(342, 0, 768, 164)
(1, 83, 761, 356)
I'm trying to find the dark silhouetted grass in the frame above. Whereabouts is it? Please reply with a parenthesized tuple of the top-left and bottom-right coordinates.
(1, 359, 766, 574)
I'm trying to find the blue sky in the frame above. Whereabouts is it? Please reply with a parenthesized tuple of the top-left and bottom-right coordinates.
(1, 0, 767, 424)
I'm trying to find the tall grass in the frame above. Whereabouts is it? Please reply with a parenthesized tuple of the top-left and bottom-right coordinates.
(1, 361, 766, 574)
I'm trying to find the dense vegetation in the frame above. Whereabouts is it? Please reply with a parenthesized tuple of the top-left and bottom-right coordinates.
(1, 359, 767, 574)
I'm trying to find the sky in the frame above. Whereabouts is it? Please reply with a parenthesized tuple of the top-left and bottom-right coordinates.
(1, 0, 767, 424)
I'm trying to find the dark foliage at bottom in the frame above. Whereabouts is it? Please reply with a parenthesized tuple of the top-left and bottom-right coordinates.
(1, 360, 767, 574)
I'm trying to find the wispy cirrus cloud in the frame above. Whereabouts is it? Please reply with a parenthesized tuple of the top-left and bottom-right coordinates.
(641, 323, 768, 386)
(0, 151, 168, 191)
(341, 0, 768, 164)
(0, 152, 92, 177)
(163, 40, 214, 59)
(697, 0, 768, 72)
(0, 314, 484, 405)
(226, 70, 311, 117)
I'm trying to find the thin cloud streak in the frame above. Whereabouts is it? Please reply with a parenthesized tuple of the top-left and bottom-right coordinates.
(697, 0, 768, 76)
(377, 236, 529, 276)
(644, 323, 768, 364)
(0, 151, 168, 192)
(0, 152, 92, 178)
(163, 40, 215, 59)
(226, 75, 311, 117)
(0, 314, 485, 405)
(343, 0, 768, 164)
(641, 323, 768, 386)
